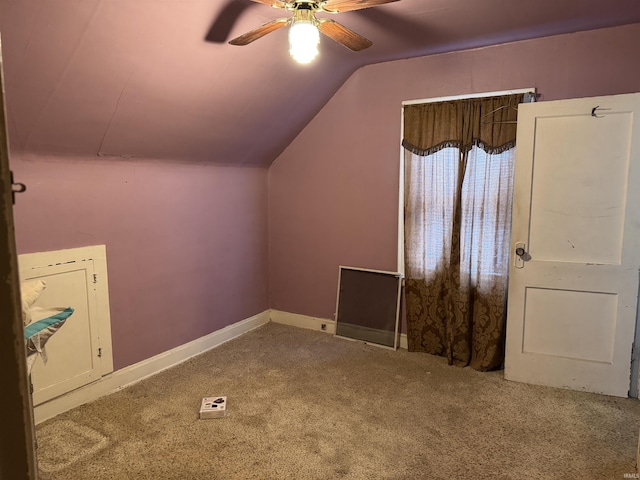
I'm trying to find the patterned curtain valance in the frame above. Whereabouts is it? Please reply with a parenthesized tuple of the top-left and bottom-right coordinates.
(402, 94, 524, 156)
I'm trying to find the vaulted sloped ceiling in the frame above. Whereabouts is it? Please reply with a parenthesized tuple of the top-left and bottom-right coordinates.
(0, 0, 639, 166)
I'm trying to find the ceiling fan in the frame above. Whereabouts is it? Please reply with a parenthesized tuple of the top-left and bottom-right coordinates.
(227, 0, 400, 63)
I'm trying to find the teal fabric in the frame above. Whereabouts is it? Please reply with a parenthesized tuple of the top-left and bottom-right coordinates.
(24, 307, 74, 339)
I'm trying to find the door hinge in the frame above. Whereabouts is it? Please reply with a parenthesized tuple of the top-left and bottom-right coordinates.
(93, 273, 98, 283)
(97, 347, 102, 358)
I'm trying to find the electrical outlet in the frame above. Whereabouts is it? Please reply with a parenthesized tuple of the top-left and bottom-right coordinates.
(321, 323, 327, 331)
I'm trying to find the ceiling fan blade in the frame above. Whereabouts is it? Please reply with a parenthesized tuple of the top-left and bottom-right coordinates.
(229, 18, 290, 46)
(318, 19, 372, 51)
(206, 0, 257, 43)
(251, 0, 289, 8)
(320, 0, 399, 14)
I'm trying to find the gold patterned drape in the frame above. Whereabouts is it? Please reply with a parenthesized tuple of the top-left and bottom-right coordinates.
(403, 95, 522, 156)
(403, 94, 522, 371)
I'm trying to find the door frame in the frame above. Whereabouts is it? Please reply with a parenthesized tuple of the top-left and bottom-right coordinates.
(0, 33, 38, 480)
(631, 299, 640, 397)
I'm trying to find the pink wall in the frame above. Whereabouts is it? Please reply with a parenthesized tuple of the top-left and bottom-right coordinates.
(12, 154, 269, 370)
(10, 24, 640, 370)
(268, 24, 640, 325)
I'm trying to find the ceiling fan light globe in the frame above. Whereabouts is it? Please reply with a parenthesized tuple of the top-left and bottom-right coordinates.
(289, 21, 319, 64)
(290, 46, 318, 64)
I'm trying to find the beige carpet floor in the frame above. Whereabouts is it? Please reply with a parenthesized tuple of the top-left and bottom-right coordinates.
(36, 322, 640, 479)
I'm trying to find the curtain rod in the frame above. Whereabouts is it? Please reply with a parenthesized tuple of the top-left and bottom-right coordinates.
(402, 88, 536, 107)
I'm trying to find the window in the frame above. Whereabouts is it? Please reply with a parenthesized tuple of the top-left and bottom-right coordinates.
(399, 89, 533, 370)
(404, 145, 515, 287)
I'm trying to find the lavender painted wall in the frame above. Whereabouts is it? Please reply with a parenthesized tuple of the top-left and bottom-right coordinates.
(11, 154, 269, 370)
(268, 24, 640, 325)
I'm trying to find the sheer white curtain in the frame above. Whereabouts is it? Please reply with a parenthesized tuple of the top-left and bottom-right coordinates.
(404, 146, 515, 288)
(404, 147, 458, 279)
(460, 146, 515, 289)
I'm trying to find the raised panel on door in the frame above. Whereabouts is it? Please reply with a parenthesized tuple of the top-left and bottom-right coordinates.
(24, 261, 101, 405)
(505, 93, 640, 397)
(528, 113, 630, 264)
(522, 288, 617, 362)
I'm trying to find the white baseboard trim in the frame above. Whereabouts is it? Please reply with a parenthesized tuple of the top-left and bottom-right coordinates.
(33, 310, 270, 424)
(270, 309, 408, 350)
(270, 309, 336, 333)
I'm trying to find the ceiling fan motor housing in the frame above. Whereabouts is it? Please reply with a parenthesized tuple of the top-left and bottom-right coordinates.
(228, 0, 390, 52)
(294, 8, 317, 24)
(291, 1, 321, 11)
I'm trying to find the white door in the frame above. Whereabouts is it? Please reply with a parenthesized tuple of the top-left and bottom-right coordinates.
(24, 260, 102, 405)
(20, 245, 114, 406)
(505, 93, 640, 397)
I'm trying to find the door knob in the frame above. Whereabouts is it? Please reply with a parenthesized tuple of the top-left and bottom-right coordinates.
(514, 242, 527, 269)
